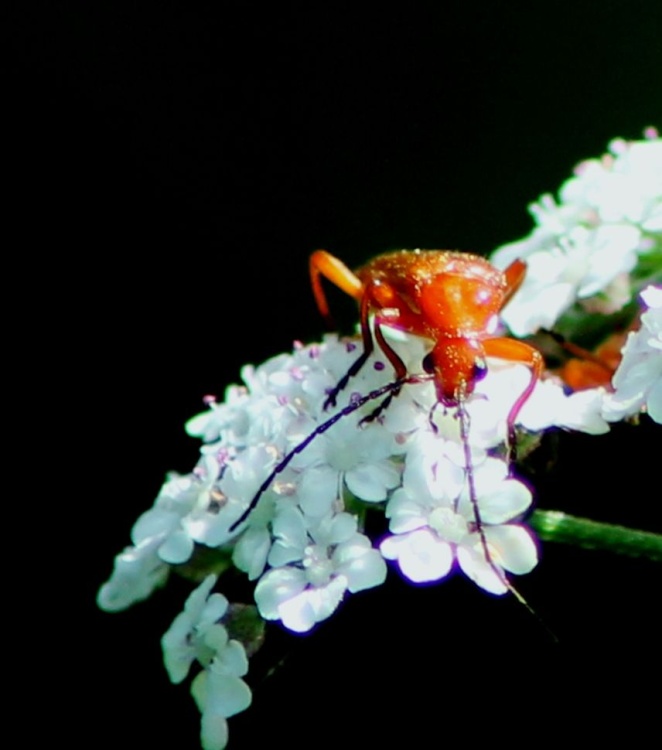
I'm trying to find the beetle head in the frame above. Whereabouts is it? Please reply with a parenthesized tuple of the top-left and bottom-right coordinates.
(423, 338, 488, 406)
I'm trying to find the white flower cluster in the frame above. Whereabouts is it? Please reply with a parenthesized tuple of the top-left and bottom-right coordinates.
(99, 330, 611, 625)
(491, 129, 662, 336)
(98, 131, 662, 750)
(603, 285, 662, 423)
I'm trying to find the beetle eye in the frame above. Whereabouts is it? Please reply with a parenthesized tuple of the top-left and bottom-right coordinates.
(422, 353, 435, 374)
(472, 358, 488, 382)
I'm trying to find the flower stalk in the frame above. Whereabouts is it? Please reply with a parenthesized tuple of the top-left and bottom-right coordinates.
(531, 510, 662, 562)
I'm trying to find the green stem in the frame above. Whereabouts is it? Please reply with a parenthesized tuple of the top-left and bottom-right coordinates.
(530, 510, 662, 562)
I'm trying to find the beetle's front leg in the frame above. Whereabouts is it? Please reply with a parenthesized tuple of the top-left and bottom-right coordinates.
(483, 337, 543, 465)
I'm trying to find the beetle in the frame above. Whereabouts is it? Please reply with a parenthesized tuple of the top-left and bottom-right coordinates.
(310, 248, 543, 426)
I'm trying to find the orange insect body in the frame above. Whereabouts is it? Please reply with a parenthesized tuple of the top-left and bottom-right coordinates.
(310, 249, 543, 424)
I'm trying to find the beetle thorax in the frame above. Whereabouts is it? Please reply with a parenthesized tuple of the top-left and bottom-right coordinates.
(418, 273, 504, 337)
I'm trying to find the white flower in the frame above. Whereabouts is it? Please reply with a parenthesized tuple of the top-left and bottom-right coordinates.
(162, 576, 252, 750)
(520, 378, 610, 434)
(97, 456, 223, 611)
(491, 132, 662, 336)
(292, 412, 402, 517)
(492, 223, 642, 337)
(561, 136, 662, 230)
(254, 508, 387, 632)
(162, 575, 230, 683)
(602, 285, 662, 423)
(477, 361, 610, 435)
(380, 456, 537, 595)
(183, 445, 279, 550)
(192, 662, 251, 750)
(141, 458, 219, 564)
(96, 537, 170, 612)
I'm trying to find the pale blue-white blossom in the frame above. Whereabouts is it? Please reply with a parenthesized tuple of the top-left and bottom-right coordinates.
(162, 575, 252, 750)
(602, 285, 662, 424)
(291, 411, 402, 517)
(97, 464, 219, 611)
(254, 508, 387, 631)
(491, 131, 662, 336)
(381, 455, 537, 594)
(476, 361, 611, 435)
(183, 445, 278, 549)
(561, 136, 662, 230)
(97, 536, 170, 612)
(162, 575, 230, 683)
(98, 455, 223, 610)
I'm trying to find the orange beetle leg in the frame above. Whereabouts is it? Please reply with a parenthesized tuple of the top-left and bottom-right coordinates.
(541, 327, 619, 390)
(561, 359, 614, 391)
(501, 259, 527, 308)
(310, 249, 364, 327)
(483, 337, 543, 461)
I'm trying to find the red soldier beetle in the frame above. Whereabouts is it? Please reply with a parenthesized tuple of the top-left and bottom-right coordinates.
(309, 249, 543, 427)
(231, 249, 547, 625)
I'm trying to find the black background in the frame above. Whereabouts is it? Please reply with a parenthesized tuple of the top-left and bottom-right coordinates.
(13, 2, 661, 746)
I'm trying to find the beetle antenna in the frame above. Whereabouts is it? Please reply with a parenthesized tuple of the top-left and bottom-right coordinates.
(457, 398, 558, 642)
(229, 373, 431, 532)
